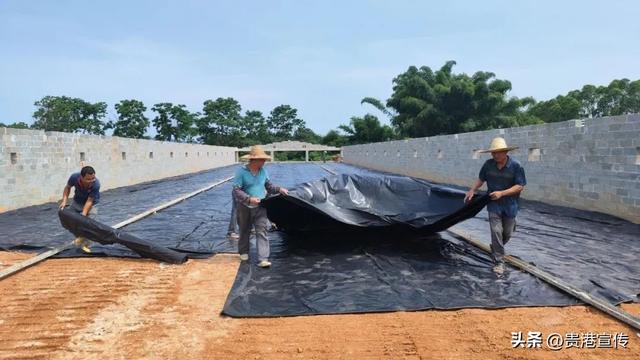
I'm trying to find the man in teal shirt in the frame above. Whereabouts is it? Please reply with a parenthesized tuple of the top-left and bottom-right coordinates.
(232, 145, 288, 268)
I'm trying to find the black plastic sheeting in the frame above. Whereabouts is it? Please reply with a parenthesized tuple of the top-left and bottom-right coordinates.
(1, 162, 638, 318)
(221, 163, 640, 317)
(328, 163, 640, 305)
(262, 173, 489, 235)
(58, 209, 187, 264)
(0, 165, 240, 257)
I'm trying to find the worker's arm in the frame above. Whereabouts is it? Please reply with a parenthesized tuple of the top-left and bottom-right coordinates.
(265, 180, 288, 196)
(464, 179, 485, 203)
(490, 163, 526, 200)
(81, 197, 94, 216)
(489, 184, 524, 200)
(59, 185, 71, 209)
(233, 186, 261, 206)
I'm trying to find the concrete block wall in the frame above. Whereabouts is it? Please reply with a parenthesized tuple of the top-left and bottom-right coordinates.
(0, 128, 237, 212)
(342, 114, 640, 224)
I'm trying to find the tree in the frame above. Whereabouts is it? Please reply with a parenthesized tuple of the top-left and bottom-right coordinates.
(151, 103, 173, 141)
(241, 110, 270, 145)
(170, 105, 198, 143)
(527, 79, 640, 122)
(595, 79, 640, 116)
(527, 95, 581, 123)
(321, 129, 349, 147)
(267, 105, 304, 140)
(32, 96, 107, 134)
(105, 99, 150, 139)
(151, 103, 196, 142)
(361, 97, 393, 118)
(386, 61, 540, 137)
(293, 126, 322, 144)
(0, 122, 30, 129)
(338, 114, 395, 145)
(198, 97, 243, 146)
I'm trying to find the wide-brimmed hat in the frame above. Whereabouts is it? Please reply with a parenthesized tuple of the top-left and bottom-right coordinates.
(479, 137, 519, 153)
(245, 145, 272, 160)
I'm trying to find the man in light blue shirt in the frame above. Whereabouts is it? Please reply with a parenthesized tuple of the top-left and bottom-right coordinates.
(232, 146, 288, 268)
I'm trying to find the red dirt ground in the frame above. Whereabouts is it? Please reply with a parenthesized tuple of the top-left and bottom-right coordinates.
(0, 251, 638, 359)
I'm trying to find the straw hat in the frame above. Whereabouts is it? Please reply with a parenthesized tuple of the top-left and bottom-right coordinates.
(479, 137, 519, 153)
(245, 145, 272, 160)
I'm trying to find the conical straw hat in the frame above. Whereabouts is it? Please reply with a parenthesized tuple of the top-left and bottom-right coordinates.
(479, 137, 519, 153)
(246, 145, 272, 160)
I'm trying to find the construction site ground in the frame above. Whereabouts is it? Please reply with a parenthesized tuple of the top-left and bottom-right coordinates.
(1, 251, 638, 359)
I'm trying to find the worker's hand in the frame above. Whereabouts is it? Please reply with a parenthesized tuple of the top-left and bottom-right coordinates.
(463, 190, 474, 204)
(249, 197, 261, 206)
(279, 188, 289, 196)
(59, 199, 67, 210)
(489, 191, 503, 200)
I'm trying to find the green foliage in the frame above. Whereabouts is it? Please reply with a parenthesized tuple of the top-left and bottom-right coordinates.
(321, 130, 349, 147)
(528, 79, 640, 122)
(308, 150, 341, 161)
(198, 97, 244, 146)
(0, 121, 30, 129)
(241, 110, 271, 146)
(32, 96, 107, 134)
(151, 103, 197, 142)
(21, 71, 638, 148)
(106, 99, 149, 138)
(196, 100, 310, 147)
(338, 114, 395, 145)
(361, 97, 393, 118)
(293, 126, 322, 144)
(273, 151, 306, 161)
(267, 105, 304, 141)
(386, 61, 537, 137)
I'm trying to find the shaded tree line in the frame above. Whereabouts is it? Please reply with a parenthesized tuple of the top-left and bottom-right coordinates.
(2, 96, 317, 148)
(2, 61, 638, 146)
(354, 61, 640, 140)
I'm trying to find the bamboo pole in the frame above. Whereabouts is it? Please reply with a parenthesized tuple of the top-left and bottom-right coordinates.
(448, 227, 640, 331)
(318, 164, 337, 175)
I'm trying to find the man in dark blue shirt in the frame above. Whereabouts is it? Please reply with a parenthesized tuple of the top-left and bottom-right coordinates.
(464, 138, 526, 276)
(59, 166, 101, 252)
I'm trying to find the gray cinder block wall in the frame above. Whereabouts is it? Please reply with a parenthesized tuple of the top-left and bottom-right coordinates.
(0, 128, 237, 212)
(342, 114, 640, 224)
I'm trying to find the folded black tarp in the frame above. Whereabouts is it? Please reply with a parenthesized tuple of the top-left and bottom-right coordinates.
(262, 173, 490, 235)
(58, 209, 188, 264)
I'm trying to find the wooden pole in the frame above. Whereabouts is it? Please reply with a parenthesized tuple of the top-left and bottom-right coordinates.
(111, 176, 233, 228)
(0, 175, 234, 281)
(318, 164, 337, 175)
(448, 227, 640, 331)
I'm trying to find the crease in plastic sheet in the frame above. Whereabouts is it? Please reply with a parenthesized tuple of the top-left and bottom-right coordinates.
(262, 173, 490, 234)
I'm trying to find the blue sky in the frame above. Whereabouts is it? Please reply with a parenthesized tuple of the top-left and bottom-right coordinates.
(1, 0, 639, 135)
